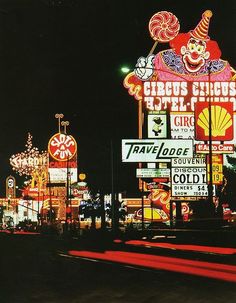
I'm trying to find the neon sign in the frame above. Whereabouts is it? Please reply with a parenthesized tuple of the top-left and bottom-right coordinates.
(10, 133, 48, 176)
(124, 10, 236, 100)
(143, 81, 236, 112)
(48, 133, 77, 161)
(195, 102, 233, 141)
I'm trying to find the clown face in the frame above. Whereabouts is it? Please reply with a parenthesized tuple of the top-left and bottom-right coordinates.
(181, 38, 210, 73)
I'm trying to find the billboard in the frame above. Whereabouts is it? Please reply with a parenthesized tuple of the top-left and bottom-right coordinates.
(122, 139, 193, 162)
(171, 157, 209, 197)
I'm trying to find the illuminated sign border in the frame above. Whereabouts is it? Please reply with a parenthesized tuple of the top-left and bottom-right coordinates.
(143, 81, 236, 112)
(48, 133, 77, 162)
(122, 139, 193, 162)
(195, 102, 234, 141)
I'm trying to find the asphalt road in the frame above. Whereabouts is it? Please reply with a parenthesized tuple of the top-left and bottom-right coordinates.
(1, 232, 236, 303)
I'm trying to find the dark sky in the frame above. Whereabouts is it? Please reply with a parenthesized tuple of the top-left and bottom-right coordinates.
(0, 0, 235, 196)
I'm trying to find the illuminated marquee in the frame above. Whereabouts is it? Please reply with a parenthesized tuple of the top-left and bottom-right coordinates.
(48, 133, 77, 161)
(10, 133, 48, 176)
(171, 158, 208, 197)
(10, 155, 48, 170)
(143, 81, 236, 112)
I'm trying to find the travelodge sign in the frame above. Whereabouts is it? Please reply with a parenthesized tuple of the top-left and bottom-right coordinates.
(122, 139, 193, 162)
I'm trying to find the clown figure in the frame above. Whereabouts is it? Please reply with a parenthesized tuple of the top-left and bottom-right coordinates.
(135, 10, 233, 82)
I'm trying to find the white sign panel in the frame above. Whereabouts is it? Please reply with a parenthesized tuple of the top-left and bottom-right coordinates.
(136, 168, 170, 178)
(171, 113, 194, 139)
(171, 158, 208, 197)
(171, 167, 208, 197)
(48, 168, 77, 183)
(172, 157, 206, 167)
(122, 139, 193, 162)
(148, 113, 167, 138)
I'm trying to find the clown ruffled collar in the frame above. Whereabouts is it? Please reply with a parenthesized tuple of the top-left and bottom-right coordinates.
(159, 49, 227, 77)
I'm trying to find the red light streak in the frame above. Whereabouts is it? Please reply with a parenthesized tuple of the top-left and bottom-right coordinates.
(68, 250, 236, 283)
(0, 230, 40, 235)
(124, 240, 236, 255)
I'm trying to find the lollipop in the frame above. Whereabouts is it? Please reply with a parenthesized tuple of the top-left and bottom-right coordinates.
(148, 11, 180, 54)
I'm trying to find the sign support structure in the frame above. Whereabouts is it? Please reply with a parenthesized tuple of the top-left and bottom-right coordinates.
(208, 65, 214, 210)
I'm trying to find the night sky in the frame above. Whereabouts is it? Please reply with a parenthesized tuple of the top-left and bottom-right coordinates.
(0, 0, 235, 197)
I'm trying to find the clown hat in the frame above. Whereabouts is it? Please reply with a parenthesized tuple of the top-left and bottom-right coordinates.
(190, 10, 212, 41)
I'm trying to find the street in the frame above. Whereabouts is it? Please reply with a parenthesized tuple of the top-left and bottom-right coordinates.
(1, 231, 236, 303)
(0, 2, 236, 302)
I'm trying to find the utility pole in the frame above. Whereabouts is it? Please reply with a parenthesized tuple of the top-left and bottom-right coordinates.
(37, 191, 40, 225)
(111, 140, 115, 233)
(66, 156, 70, 229)
(141, 180, 144, 231)
(100, 191, 106, 231)
(208, 64, 214, 210)
(48, 172, 53, 224)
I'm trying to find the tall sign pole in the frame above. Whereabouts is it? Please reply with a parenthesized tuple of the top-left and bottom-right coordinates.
(208, 65, 214, 208)
(55, 113, 64, 133)
(46, 171, 53, 224)
(111, 140, 115, 233)
(61, 120, 69, 134)
(138, 99, 145, 231)
(48, 115, 77, 226)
